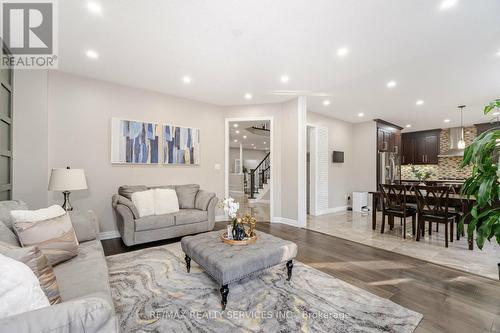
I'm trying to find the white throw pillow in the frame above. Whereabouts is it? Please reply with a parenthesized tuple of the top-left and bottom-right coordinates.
(0, 253, 50, 319)
(131, 190, 155, 217)
(10, 205, 65, 223)
(154, 189, 179, 215)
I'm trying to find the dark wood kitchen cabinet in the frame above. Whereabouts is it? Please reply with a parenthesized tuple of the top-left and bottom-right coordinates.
(401, 129, 440, 165)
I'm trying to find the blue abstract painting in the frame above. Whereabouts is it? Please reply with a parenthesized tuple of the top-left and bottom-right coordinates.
(111, 118, 159, 164)
(163, 125, 200, 165)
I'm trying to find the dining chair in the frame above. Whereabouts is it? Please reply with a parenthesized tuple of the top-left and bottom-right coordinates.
(415, 186, 455, 247)
(379, 184, 417, 239)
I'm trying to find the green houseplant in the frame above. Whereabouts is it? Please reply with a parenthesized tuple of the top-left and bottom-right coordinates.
(410, 164, 434, 183)
(459, 100, 500, 259)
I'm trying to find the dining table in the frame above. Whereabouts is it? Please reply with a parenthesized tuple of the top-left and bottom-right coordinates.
(369, 187, 476, 250)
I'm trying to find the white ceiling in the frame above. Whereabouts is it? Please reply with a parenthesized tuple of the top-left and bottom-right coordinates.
(59, 0, 500, 131)
(229, 120, 270, 150)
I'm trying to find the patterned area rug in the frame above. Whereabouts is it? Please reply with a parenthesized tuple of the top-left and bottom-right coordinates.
(107, 243, 423, 332)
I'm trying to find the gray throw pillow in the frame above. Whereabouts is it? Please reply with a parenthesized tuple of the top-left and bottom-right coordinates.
(0, 220, 20, 247)
(195, 190, 216, 211)
(118, 185, 149, 200)
(176, 184, 200, 209)
(0, 200, 28, 230)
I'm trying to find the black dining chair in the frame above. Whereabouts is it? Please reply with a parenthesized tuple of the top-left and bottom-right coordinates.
(415, 186, 455, 247)
(379, 184, 417, 239)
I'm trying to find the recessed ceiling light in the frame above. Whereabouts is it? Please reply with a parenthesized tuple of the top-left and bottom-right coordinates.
(233, 139, 238, 143)
(386, 80, 397, 88)
(440, 0, 458, 10)
(263, 141, 267, 144)
(182, 76, 191, 84)
(496, 50, 500, 56)
(243, 135, 247, 139)
(444, 119, 451, 123)
(235, 130, 240, 134)
(337, 47, 349, 57)
(406, 124, 412, 128)
(233, 124, 238, 128)
(358, 112, 365, 117)
(85, 50, 99, 59)
(280, 75, 290, 83)
(87, 1, 102, 14)
(251, 143, 255, 146)
(416, 100, 424, 106)
(323, 99, 331, 106)
(244, 93, 252, 100)
(253, 147, 257, 150)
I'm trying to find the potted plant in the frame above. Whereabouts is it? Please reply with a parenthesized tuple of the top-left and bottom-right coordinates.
(220, 197, 246, 240)
(459, 99, 500, 279)
(410, 164, 434, 184)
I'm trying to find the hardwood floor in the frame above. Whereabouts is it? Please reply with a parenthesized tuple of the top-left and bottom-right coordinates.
(102, 222, 500, 333)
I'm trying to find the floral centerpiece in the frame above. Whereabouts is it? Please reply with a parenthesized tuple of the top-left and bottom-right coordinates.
(410, 164, 434, 183)
(219, 197, 256, 241)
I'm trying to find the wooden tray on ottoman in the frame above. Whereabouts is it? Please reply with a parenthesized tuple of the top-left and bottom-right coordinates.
(220, 232, 257, 245)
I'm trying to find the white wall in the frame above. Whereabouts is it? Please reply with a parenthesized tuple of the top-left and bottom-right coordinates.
(351, 121, 377, 193)
(228, 147, 267, 173)
(307, 111, 353, 209)
(45, 72, 226, 232)
(12, 70, 49, 209)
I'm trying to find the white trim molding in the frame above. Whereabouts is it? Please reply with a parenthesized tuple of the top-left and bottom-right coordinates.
(272, 217, 299, 227)
(98, 230, 121, 240)
(314, 206, 348, 216)
(297, 96, 307, 228)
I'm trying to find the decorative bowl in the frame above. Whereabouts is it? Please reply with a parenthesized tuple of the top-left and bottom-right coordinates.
(220, 232, 257, 245)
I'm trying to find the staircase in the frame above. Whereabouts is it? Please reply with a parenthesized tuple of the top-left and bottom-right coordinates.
(247, 152, 270, 203)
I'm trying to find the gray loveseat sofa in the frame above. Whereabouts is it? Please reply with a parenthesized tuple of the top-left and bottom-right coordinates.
(112, 184, 218, 246)
(0, 200, 117, 333)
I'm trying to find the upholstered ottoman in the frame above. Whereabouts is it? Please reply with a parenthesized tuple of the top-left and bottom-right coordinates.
(181, 230, 298, 310)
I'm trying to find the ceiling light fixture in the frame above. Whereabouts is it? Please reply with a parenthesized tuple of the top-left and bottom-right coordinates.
(496, 49, 500, 56)
(444, 119, 451, 123)
(235, 130, 240, 134)
(280, 75, 290, 83)
(233, 124, 238, 128)
(386, 80, 397, 88)
(244, 93, 252, 100)
(416, 100, 424, 106)
(440, 0, 458, 10)
(263, 141, 267, 144)
(85, 50, 99, 59)
(233, 139, 238, 143)
(358, 112, 364, 117)
(243, 135, 247, 139)
(182, 76, 192, 84)
(337, 47, 349, 57)
(323, 99, 331, 106)
(457, 105, 466, 149)
(406, 124, 412, 128)
(87, 1, 102, 14)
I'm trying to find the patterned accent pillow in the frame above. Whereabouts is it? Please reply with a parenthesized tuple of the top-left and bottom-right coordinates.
(12, 213, 79, 266)
(0, 243, 62, 305)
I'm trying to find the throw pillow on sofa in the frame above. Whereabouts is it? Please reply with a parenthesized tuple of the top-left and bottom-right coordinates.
(154, 188, 179, 215)
(131, 189, 155, 217)
(0, 253, 50, 319)
(11, 206, 79, 266)
(176, 184, 200, 209)
(0, 242, 61, 305)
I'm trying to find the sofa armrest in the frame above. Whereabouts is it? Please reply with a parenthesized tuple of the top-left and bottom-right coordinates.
(0, 296, 117, 333)
(112, 194, 139, 219)
(195, 190, 216, 211)
(112, 195, 136, 246)
(69, 210, 99, 243)
(206, 196, 218, 230)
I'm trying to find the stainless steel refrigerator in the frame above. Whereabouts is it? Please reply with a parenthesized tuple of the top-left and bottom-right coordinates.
(378, 151, 400, 185)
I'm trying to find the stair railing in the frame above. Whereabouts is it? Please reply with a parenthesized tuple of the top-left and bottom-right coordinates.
(249, 152, 270, 199)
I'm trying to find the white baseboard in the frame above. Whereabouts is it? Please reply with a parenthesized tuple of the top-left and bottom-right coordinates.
(215, 215, 227, 222)
(271, 217, 298, 226)
(314, 206, 348, 216)
(98, 230, 121, 240)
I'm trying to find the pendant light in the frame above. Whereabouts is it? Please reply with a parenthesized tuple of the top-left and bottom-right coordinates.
(457, 105, 466, 149)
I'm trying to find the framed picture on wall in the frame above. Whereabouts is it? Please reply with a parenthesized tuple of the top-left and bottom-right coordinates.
(162, 124, 200, 165)
(110, 118, 160, 164)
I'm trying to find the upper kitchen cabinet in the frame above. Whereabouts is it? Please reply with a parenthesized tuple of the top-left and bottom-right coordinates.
(402, 129, 440, 165)
(376, 120, 402, 153)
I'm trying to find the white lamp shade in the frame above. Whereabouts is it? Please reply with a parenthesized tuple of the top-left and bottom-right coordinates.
(48, 168, 88, 191)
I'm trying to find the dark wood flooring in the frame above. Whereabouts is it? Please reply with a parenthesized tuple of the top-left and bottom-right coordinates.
(102, 222, 500, 333)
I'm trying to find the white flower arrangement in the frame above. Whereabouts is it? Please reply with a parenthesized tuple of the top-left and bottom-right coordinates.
(219, 197, 240, 219)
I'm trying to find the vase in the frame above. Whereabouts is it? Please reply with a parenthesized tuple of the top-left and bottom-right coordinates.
(232, 223, 246, 241)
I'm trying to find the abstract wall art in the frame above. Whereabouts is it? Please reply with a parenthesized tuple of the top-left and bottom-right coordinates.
(111, 118, 160, 164)
(163, 125, 200, 165)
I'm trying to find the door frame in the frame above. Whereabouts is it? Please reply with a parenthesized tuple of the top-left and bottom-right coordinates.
(306, 124, 318, 216)
(224, 116, 274, 222)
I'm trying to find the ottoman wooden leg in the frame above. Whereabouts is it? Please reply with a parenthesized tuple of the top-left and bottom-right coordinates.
(185, 255, 191, 273)
(286, 260, 293, 281)
(220, 284, 229, 310)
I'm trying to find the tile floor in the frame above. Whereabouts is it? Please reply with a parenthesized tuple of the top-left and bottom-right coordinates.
(230, 191, 270, 222)
(307, 211, 500, 280)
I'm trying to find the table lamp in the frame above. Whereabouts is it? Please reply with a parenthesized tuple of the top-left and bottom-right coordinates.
(48, 167, 88, 211)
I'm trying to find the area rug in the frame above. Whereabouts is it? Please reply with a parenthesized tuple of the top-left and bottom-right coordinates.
(107, 243, 423, 332)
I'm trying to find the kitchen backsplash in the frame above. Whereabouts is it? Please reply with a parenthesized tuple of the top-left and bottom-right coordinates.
(401, 126, 475, 180)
